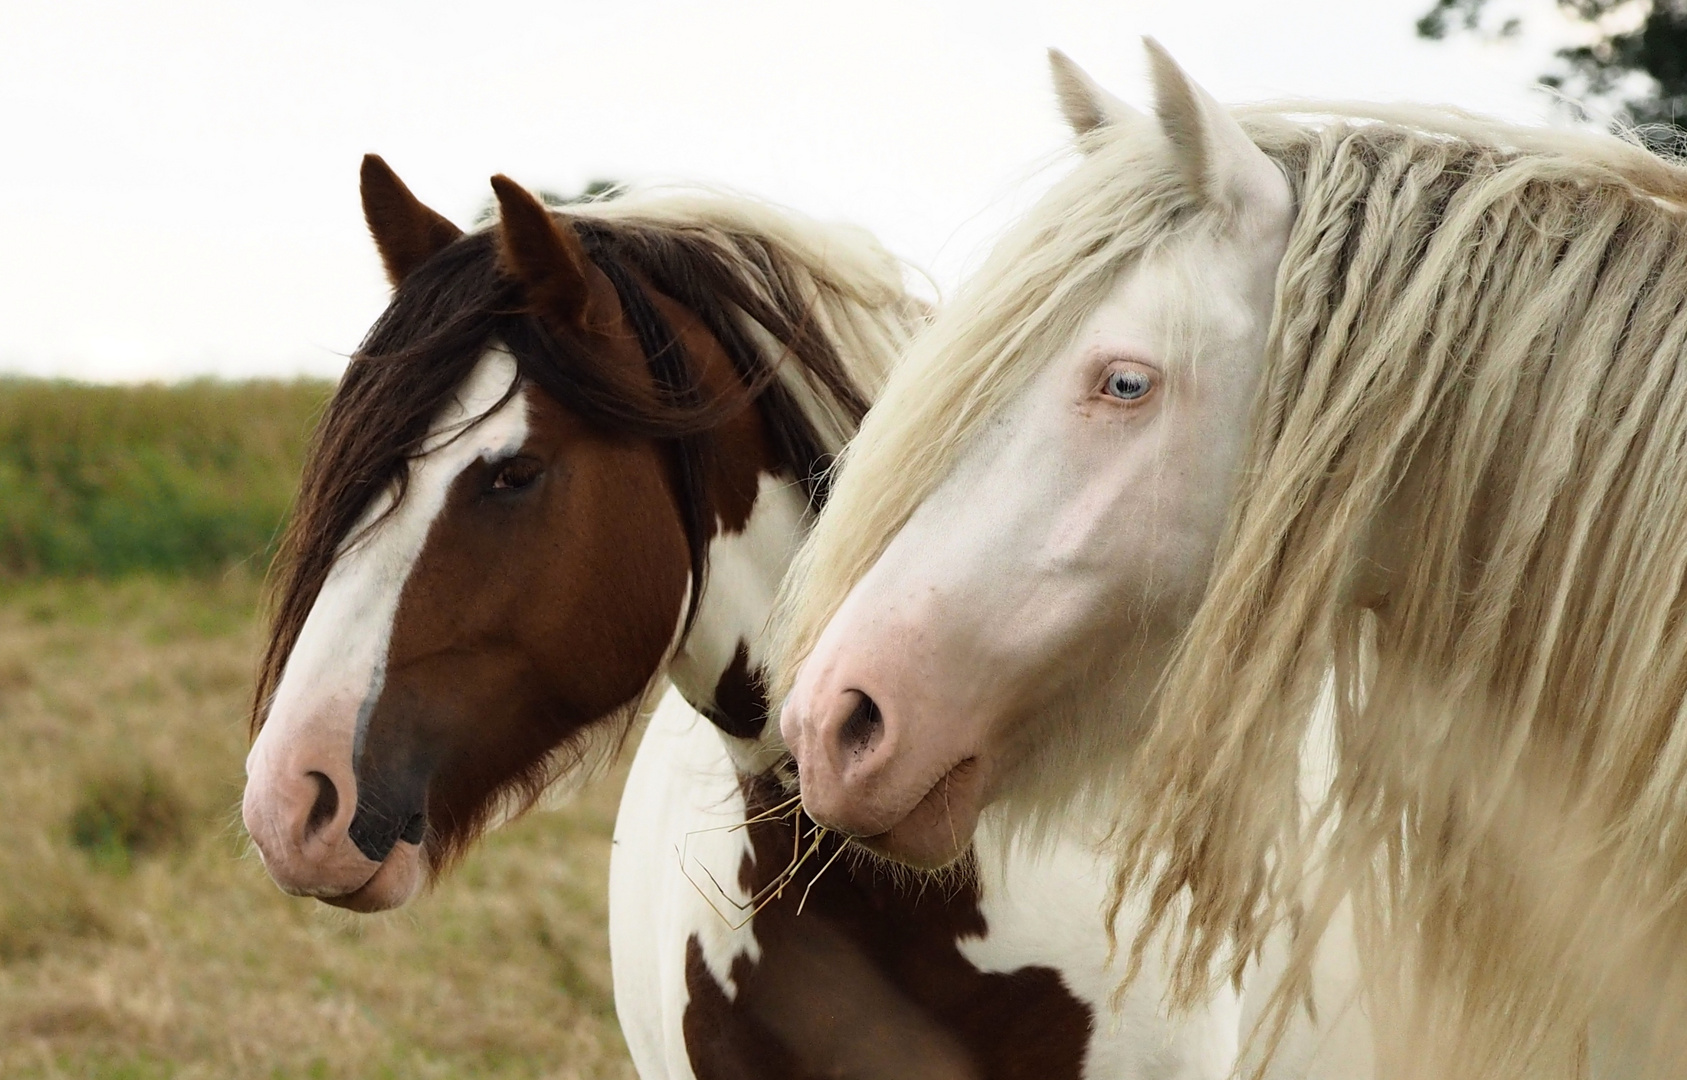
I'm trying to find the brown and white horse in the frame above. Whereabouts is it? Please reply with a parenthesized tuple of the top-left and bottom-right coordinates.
(240, 156, 1242, 1078)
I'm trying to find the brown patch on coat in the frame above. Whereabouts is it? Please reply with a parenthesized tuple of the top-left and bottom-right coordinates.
(682, 774, 1094, 1080)
(639, 279, 773, 542)
(704, 642, 769, 740)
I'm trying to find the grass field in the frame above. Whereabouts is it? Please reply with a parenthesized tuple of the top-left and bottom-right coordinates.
(0, 386, 641, 1078)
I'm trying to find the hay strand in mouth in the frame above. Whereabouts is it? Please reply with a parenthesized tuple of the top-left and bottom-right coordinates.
(678, 793, 805, 910)
(678, 796, 838, 930)
(675, 792, 803, 839)
(797, 832, 853, 916)
(674, 792, 865, 928)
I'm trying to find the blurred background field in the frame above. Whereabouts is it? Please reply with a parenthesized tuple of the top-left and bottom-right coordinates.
(0, 379, 327, 576)
(0, 381, 636, 1079)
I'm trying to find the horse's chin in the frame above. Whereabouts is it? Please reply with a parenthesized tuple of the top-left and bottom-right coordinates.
(318, 841, 425, 912)
(856, 757, 988, 870)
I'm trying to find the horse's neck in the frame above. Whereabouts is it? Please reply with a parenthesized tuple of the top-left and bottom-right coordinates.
(663, 315, 882, 777)
(644, 230, 912, 771)
(665, 471, 809, 775)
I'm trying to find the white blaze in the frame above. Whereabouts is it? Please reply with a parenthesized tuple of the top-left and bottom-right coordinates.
(247, 349, 530, 784)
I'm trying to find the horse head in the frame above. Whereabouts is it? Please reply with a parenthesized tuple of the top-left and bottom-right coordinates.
(777, 42, 1293, 868)
(242, 157, 874, 910)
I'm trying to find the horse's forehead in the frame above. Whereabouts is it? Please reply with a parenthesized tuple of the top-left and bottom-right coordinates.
(333, 348, 530, 567)
(417, 348, 527, 458)
(392, 348, 530, 514)
(1081, 239, 1269, 362)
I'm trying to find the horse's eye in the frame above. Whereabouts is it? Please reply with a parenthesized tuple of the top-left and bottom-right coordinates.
(1103, 368, 1153, 402)
(490, 456, 542, 492)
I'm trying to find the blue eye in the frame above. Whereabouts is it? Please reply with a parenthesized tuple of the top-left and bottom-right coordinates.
(1104, 369, 1152, 401)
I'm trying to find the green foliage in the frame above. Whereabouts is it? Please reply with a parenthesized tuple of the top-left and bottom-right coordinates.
(1417, 0, 1521, 39)
(1549, 1, 1687, 136)
(1418, 0, 1687, 146)
(0, 378, 331, 577)
(68, 763, 190, 872)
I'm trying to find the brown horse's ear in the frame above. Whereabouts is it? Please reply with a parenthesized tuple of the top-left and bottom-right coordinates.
(360, 154, 463, 288)
(490, 174, 620, 334)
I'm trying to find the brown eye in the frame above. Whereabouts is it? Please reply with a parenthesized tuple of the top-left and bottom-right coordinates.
(490, 456, 542, 492)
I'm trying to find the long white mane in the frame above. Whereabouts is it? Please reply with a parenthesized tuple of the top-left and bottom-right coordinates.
(570, 186, 926, 449)
(775, 92, 1687, 1079)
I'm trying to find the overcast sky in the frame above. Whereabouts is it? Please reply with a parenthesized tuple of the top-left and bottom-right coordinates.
(2, 0, 1588, 381)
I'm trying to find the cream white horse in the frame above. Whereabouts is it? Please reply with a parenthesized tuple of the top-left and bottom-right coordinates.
(778, 40, 1687, 1080)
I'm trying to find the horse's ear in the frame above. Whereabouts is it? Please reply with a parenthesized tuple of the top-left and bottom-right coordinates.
(1048, 49, 1141, 139)
(490, 175, 620, 334)
(360, 155, 463, 288)
(1143, 38, 1282, 212)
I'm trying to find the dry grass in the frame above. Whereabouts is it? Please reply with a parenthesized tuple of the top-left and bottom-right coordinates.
(0, 574, 637, 1079)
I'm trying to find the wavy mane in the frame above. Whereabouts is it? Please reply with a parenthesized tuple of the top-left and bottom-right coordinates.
(774, 105, 1687, 1078)
(572, 186, 921, 439)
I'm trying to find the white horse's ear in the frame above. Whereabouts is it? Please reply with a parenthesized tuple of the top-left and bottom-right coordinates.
(1048, 49, 1141, 140)
(1143, 37, 1279, 211)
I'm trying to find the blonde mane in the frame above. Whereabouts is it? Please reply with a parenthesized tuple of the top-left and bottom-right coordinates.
(570, 186, 925, 446)
(774, 104, 1687, 1078)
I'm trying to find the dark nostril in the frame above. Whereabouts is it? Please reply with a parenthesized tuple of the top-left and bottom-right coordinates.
(838, 691, 883, 758)
(304, 771, 339, 839)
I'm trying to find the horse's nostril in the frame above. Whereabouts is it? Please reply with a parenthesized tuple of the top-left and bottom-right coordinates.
(304, 771, 339, 838)
(839, 691, 883, 757)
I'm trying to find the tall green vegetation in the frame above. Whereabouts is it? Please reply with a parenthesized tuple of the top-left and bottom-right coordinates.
(0, 379, 331, 576)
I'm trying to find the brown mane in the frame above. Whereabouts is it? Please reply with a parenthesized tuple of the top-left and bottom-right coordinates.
(253, 211, 880, 737)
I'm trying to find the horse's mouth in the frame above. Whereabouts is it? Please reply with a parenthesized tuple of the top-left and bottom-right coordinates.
(856, 756, 988, 869)
(317, 839, 425, 912)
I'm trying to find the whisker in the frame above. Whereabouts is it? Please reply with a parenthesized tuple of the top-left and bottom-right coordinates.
(944, 772, 960, 857)
(787, 806, 802, 897)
